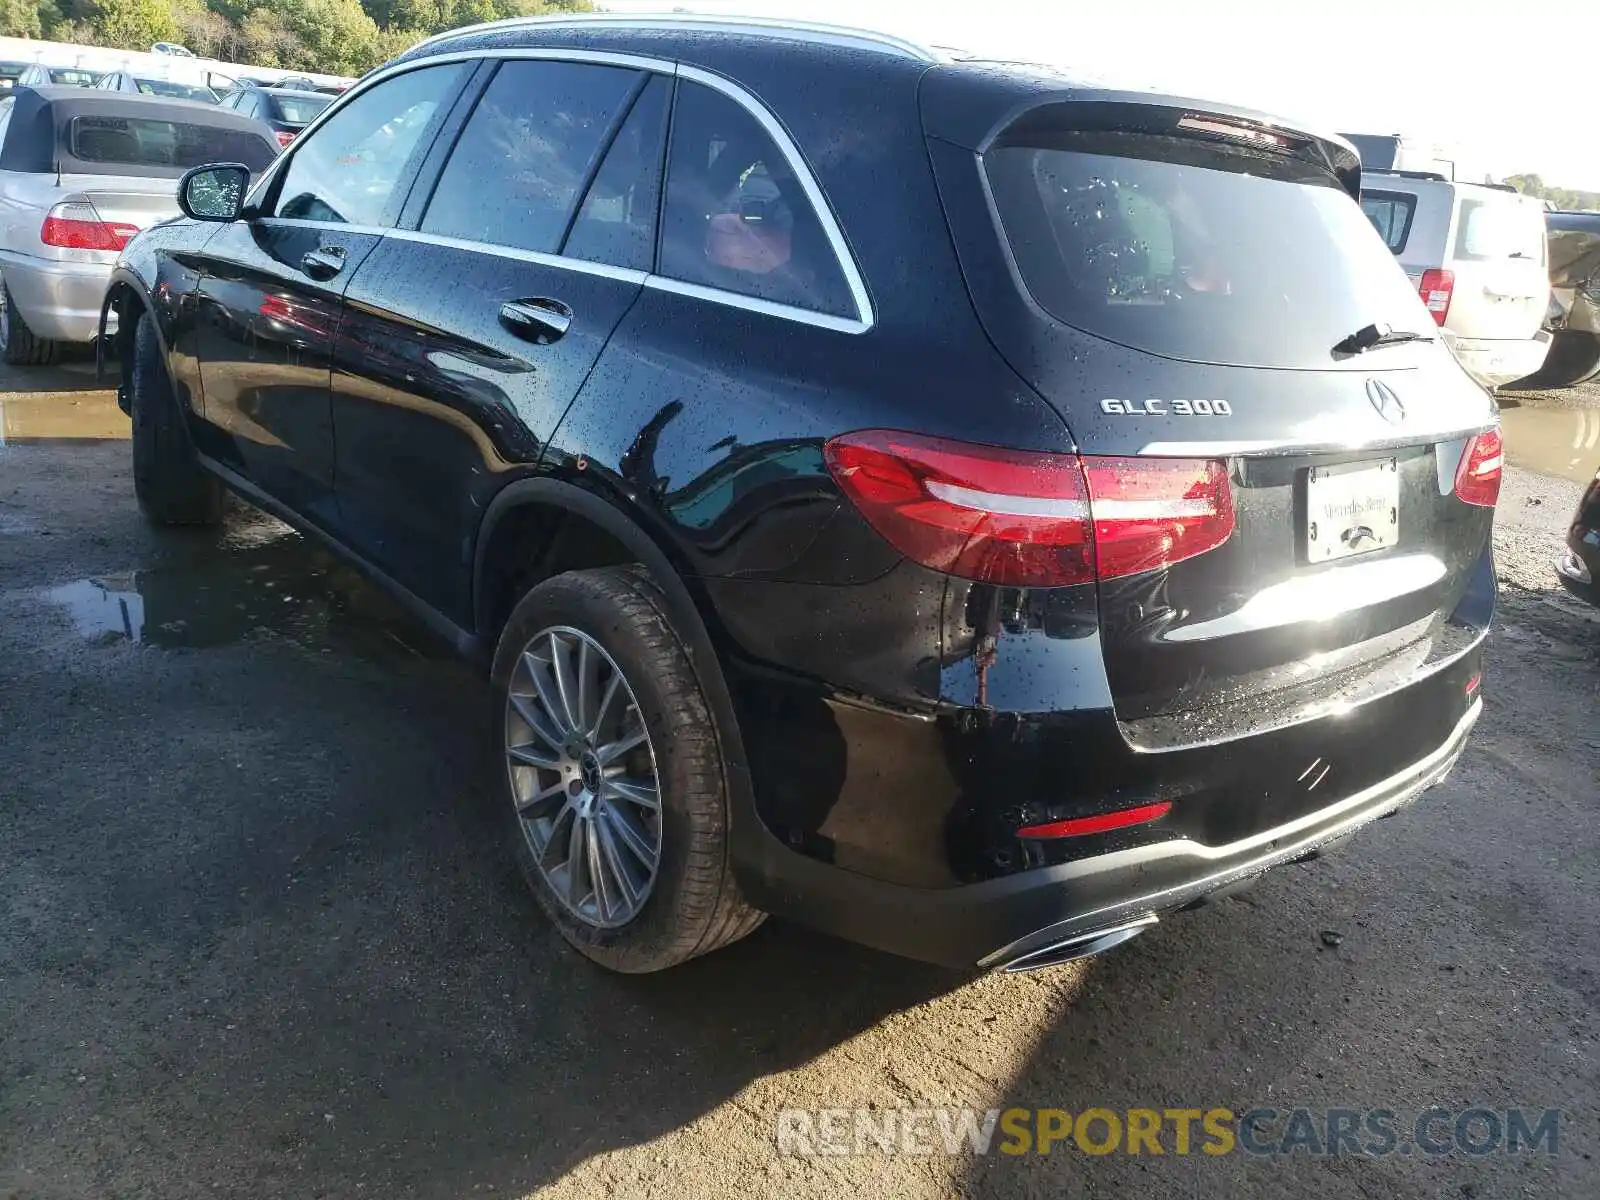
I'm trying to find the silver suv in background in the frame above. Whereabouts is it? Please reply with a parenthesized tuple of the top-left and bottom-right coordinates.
(1360, 169, 1551, 388)
(0, 86, 276, 363)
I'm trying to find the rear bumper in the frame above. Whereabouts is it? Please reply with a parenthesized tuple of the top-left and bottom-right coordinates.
(735, 692, 1482, 970)
(0, 252, 113, 343)
(1445, 331, 1551, 387)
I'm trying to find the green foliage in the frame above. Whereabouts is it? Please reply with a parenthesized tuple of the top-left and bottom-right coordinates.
(1505, 173, 1600, 214)
(3, 0, 590, 76)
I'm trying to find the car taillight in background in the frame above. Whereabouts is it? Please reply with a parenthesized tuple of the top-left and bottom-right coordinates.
(40, 201, 137, 251)
(823, 430, 1236, 587)
(1419, 268, 1455, 326)
(1454, 428, 1503, 508)
(275, 129, 296, 148)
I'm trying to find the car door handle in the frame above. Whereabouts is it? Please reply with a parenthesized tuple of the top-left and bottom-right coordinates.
(301, 246, 347, 281)
(499, 298, 571, 344)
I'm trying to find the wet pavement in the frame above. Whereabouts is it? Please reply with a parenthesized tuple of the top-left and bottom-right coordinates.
(1, 365, 1597, 1200)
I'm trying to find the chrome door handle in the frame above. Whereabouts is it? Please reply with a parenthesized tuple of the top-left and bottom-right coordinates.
(301, 246, 347, 280)
(499, 298, 572, 344)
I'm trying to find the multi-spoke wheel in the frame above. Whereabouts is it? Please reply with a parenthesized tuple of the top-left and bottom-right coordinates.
(491, 564, 765, 972)
(505, 626, 662, 928)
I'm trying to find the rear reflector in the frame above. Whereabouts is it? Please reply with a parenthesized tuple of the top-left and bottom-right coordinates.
(1464, 672, 1482, 696)
(1418, 268, 1455, 326)
(1017, 801, 1172, 840)
(1454, 428, 1503, 508)
(824, 430, 1234, 587)
(40, 202, 137, 252)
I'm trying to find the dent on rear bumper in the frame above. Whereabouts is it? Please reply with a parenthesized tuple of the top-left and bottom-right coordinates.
(734, 696, 1481, 969)
(0, 254, 113, 343)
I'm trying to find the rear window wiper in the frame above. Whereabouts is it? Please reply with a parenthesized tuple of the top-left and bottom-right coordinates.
(1333, 322, 1436, 355)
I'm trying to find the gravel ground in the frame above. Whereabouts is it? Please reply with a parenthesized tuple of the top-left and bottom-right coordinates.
(0, 404, 1596, 1199)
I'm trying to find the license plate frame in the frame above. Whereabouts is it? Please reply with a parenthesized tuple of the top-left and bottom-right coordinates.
(1305, 459, 1400, 563)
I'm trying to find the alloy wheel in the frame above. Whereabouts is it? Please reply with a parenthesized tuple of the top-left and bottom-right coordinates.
(504, 626, 663, 929)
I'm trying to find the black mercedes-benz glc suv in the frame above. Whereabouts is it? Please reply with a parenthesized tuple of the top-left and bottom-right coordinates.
(102, 15, 1500, 974)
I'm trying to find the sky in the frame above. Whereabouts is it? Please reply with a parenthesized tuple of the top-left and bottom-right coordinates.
(599, 0, 1600, 191)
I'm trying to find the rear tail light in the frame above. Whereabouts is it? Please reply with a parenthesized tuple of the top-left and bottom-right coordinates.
(1454, 428, 1503, 508)
(822, 430, 1235, 587)
(40, 201, 137, 251)
(1418, 268, 1455, 326)
(275, 129, 296, 148)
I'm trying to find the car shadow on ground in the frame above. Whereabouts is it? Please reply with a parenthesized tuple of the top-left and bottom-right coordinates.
(2, 493, 963, 1198)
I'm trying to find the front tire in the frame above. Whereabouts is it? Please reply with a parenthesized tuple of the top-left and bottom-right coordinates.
(0, 279, 60, 366)
(130, 312, 222, 526)
(491, 565, 764, 973)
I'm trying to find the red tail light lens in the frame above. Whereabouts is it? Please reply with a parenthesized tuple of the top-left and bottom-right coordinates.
(1418, 268, 1455, 326)
(1454, 428, 1503, 508)
(40, 202, 137, 251)
(823, 430, 1235, 587)
(275, 129, 296, 148)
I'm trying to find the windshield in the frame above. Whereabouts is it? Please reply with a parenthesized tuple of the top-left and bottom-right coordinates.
(132, 79, 218, 103)
(269, 93, 331, 126)
(985, 132, 1430, 367)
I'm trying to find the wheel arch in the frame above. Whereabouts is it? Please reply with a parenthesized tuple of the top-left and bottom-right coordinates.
(472, 477, 762, 839)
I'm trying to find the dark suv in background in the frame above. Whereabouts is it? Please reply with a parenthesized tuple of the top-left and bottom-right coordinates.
(104, 15, 1500, 975)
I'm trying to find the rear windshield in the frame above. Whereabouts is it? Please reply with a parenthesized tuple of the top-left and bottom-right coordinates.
(69, 115, 276, 171)
(1454, 197, 1546, 265)
(132, 79, 218, 104)
(1360, 189, 1415, 253)
(985, 132, 1430, 368)
(50, 69, 103, 87)
(269, 93, 330, 126)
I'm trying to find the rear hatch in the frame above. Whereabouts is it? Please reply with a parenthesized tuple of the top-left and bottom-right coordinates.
(1439, 187, 1548, 341)
(923, 83, 1498, 744)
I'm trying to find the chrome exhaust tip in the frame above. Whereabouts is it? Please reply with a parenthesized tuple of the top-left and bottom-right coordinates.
(1000, 914, 1158, 973)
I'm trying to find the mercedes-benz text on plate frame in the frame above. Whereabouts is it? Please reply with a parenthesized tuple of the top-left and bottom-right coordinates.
(1307, 459, 1400, 563)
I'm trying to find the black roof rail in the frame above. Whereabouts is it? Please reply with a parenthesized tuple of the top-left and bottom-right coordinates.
(1478, 182, 1519, 193)
(1361, 168, 1449, 182)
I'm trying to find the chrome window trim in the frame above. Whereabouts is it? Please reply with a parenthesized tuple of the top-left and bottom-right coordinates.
(381, 226, 650, 286)
(408, 13, 942, 62)
(253, 48, 876, 333)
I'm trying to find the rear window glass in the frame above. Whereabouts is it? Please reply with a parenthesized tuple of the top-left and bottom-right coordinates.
(1360, 189, 1415, 253)
(50, 70, 103, 87)
(69, 116, 275, 171)
(269, 93, 330, 126)
(1454, 198, 1546, 265)
(132, 79, 217, 103)
(985, 132, 1430, 368)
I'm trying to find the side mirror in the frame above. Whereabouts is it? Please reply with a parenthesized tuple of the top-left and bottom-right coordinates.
(178, 163, 250, 222)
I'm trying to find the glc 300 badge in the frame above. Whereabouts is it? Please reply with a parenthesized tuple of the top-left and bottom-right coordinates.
(1100, 398, 1234, 416)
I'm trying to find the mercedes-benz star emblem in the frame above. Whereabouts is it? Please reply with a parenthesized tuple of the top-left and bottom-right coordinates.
(1366, 379, 1406, 424)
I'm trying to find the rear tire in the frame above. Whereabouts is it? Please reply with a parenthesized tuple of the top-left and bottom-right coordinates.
(1508, 331, 1600, 390)
(0, 279, 60, 366)
(491, 565, 764, 973)
(130, 312, 222, 526)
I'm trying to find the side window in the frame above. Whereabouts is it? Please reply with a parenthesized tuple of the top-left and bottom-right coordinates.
(562, 74, 670, 271)
(1360, 191, 1415, 254)
(271, 64, 464, 228)
(659, 79, 854, 318)
(420, 60, 639, 255)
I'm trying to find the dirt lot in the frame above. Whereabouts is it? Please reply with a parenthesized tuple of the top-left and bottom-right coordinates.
(1, 366, 1597, 1199)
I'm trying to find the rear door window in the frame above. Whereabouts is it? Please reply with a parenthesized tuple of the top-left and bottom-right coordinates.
(271, 63, 465, 227)
(420, 60, 640, 255)
(658, 79, 854, 319)
(68, 116, 276, 171)
(1454, 197, 1546, 265)
(1360, 189, 1415, 253)
(561, 73, 670, 272)
(984, 131, 1429, 367)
